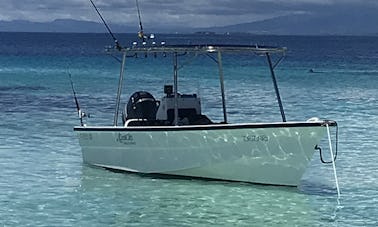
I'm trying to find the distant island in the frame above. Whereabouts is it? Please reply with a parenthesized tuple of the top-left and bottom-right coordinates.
(1, 8, 378, 36)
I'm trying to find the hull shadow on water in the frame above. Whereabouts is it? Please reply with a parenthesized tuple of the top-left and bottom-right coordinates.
(81, 164, 302, 193)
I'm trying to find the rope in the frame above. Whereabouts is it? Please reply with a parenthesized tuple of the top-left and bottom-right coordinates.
(326, 123, 341, 204)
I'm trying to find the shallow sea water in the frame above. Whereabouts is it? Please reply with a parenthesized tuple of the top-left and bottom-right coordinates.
(1, 33, 378, 226)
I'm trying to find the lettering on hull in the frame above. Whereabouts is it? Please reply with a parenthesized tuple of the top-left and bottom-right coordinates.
(243, 134, 269, 142)
(117, 133, 136, 145)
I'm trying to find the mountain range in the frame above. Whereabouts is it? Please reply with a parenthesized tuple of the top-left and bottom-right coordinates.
(1, 10, 378, 35)
(209, 10, 378, 36)
(0, 19, 136, 33)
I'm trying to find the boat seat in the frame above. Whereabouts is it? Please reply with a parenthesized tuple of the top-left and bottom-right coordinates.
(191, 115, 213, 125)
(167, 109, 212, 125)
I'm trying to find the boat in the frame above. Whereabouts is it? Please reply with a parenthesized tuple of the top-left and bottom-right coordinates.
(73, 43, 338, 187)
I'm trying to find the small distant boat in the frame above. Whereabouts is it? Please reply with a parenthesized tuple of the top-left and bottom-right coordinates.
(73, 44, 338, 187)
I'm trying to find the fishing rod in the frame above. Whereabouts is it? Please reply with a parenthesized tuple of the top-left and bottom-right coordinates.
(89, 0, 122, 50)
(68, 73, 84, 126)
(136, 0, 146, 42)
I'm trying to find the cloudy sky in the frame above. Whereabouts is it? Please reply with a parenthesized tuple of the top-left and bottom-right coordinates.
(0, 0, 377, 28)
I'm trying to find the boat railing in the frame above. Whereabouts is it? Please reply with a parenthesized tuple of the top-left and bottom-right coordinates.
(124, 119, 148, 127)
(105, 44, 287, 55)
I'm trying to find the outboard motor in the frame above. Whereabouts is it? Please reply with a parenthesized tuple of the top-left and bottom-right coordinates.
(125, 91, 158, 121)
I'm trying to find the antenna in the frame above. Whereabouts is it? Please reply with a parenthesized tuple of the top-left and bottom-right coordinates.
(89, 0, 122, 50)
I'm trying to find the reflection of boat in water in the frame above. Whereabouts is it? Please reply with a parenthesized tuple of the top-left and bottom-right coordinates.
(73, 44, 338, 187)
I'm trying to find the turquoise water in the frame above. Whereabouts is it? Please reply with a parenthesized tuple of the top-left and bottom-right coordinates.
(1, 33, 378, 226)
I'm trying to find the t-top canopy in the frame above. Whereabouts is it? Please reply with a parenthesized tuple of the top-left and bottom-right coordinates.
(109, 43, 288, 125)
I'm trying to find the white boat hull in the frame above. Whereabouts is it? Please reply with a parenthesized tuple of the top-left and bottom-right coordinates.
(74, 121, 333, 186)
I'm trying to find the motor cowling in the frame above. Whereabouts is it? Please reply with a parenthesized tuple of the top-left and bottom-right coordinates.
(125, 91, 158, 121)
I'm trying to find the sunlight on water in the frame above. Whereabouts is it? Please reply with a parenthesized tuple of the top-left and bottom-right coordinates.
(1, 33, 378, 226)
